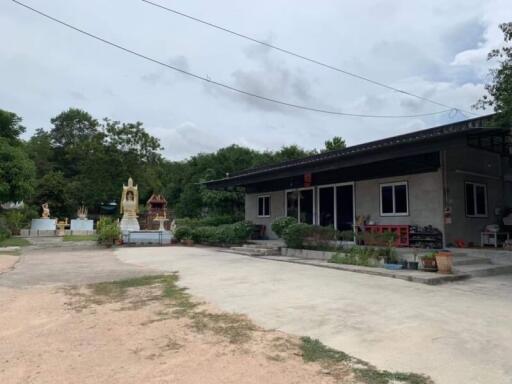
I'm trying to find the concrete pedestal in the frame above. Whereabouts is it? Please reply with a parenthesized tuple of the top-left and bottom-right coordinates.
(70, 219, 94, 231)
(120, 217, 140, 232)
(31, 218, 57, 231)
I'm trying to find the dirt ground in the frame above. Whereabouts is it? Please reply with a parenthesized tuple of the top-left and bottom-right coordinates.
(0, 284, 341, 384)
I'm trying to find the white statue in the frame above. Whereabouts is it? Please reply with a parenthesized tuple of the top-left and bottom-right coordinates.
(119, 177, 140, 232)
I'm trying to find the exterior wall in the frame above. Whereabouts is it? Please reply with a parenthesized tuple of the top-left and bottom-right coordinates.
(355, 171, 444, 231)
(444, 147, 505, 246)
(245, 190, 285, 239)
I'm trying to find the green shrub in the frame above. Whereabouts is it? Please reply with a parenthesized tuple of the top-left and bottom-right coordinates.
(329, 246, 381, 267)
(282, 223, 312, 249)
(190, 221, 253, 245)
(0, 217, 11, 242)
(1, 206, 37, 236)
(96, 217, 120, 247)
(338, 230, 355, 242)
(174, 226, 193, 241)
(271, 216, 297, 238)
(175, 215, 239, 229)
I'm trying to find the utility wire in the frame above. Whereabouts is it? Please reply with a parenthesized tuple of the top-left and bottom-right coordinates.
(13, 0, 454, 118)
(142, 0, 476, 116)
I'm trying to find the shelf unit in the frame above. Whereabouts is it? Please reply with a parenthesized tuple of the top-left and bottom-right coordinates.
(364, 225, 409, 247)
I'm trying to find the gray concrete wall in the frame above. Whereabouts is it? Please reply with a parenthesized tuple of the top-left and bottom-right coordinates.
(355, 171, 445, 231)
(444, 147, 505, 246)
(245, 190, 285, 239)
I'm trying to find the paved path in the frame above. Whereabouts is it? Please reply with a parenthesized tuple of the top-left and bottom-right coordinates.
(0, 244, 158, 289)
(118, 246, 512, 384)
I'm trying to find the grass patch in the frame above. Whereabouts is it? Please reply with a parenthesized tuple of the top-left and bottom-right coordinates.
(0, 237, 30, 247)
(299, 337, 433, 384)
(63, 234, 98, 242)
(190, 311, 256, 344)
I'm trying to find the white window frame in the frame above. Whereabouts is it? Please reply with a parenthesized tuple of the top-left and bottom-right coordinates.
(285, 187, 316, 224)
(257, 195, 271, 217)
(380, 181, 409, 216)
(465, 182, 488, 218)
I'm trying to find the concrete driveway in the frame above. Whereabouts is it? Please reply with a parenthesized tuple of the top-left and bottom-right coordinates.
(118, 246, 512, 384)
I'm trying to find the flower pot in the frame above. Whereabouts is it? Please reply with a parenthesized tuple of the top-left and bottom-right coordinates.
(421, 258, 437, 272)
(435, 251, 453, 274)
(407, 261, 419, 270)
(182, 239, 194, 246)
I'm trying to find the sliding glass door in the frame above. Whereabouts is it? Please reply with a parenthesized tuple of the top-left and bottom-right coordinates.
(317, 184, 354, 231)
(286, 189, 314, 224)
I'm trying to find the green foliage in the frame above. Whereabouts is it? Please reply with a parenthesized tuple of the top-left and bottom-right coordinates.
(475, 22, 512, 127)
(96, 217, 120, 246)
(0, 109, 25, 145)
(2, 207, 37, 235)
(329, 247, 381, 267)
(190, 221, 253, 245)
(300, 336, 351, 363)
(175, 215, 239, 229)
(0, 139, 36, 203)
(323, 136, 347, 152)
(0, 237, 30, 247)
(282, 223, 312, 248)
(174, 226, 193, 241)
(0, 217, 11, 241)
(271, 216, 298, 238)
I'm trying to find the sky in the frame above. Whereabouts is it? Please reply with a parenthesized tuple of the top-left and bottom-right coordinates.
(1, 0, 511, 160)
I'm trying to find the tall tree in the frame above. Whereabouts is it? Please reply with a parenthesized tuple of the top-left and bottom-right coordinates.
(475, 22, 512, 127)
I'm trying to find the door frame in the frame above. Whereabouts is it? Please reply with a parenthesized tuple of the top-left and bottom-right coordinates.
(316, 182, 355, 231)
(284, 187, 316, 224)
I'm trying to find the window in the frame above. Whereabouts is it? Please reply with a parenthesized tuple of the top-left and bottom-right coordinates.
(286, 188, 314, 224)
(380, 182, 408, 216)
(465, 182, 487, 217)
(257, 195, 270, 217)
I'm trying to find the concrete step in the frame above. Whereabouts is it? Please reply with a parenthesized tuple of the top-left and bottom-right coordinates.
(453, 263, 512, 277)
(244, 243, 281, 250)
(452, 255, 491, 266)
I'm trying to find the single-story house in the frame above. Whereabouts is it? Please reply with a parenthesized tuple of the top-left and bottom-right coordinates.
(205, 115, 512, 247)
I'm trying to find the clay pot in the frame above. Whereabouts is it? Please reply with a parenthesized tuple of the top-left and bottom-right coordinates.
(435, 251, 453, 274)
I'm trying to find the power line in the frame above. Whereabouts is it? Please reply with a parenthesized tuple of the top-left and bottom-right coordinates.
(13, 0, 454, 119)
(142, 0, 477, 117)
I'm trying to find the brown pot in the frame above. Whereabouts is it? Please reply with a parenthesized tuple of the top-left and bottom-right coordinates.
(182, 239, 194, 246)
(421, 258, 437, 272)
(435, 251, 453, 274)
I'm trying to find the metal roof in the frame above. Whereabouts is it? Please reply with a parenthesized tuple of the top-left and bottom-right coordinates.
(205, 114, 500, 187)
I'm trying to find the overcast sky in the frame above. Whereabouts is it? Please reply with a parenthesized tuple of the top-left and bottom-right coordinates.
(1, 0, 511, 160)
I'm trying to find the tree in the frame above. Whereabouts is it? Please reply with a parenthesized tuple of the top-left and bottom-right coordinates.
(474, 22, 512, 127)
(324, 136, 346, 152)
(0, 109, 25, 145)
(0, 140, 36, 203)
(32, 171, 70, 218)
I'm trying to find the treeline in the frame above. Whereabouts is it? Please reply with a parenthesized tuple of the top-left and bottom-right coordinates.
(0, 108, 345, 220)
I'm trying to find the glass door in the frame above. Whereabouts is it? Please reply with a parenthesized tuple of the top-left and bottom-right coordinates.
(286, 189, 314, 224)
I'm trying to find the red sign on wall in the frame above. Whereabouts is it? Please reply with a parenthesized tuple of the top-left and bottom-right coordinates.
(304, 172, 312, 187)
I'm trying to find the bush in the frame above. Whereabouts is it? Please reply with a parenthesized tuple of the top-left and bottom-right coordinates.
(282, 223, 312, 249)
(96, 217, 120, 247)
(329, 246, 381, 267)
(174, 226, 193, 241)
(190, 221, 253, 245)
(0, 217, 11, 242)
(271, 216, 297, 238)
(175, 215, 239, 229)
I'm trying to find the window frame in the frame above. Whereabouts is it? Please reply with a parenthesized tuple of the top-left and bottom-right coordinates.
(379, 181, 409, 217)
(464, 182, 488, 218)
(285, 187, 315, 224)
(257, 195, 271, 218)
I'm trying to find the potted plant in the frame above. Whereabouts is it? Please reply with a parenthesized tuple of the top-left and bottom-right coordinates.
(408, 248, 420, 270)
(421, 251, 438, 272)
(435, 250, 453, 274)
